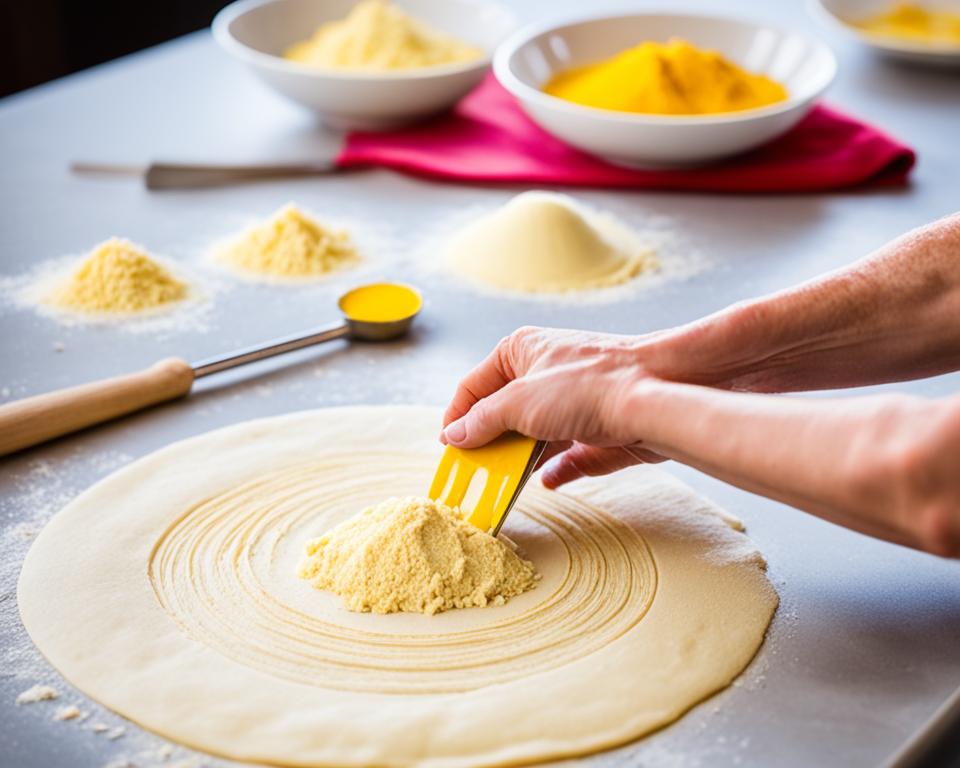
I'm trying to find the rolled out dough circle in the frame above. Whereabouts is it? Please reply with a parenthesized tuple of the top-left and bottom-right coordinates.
(18, 406, 777, 767)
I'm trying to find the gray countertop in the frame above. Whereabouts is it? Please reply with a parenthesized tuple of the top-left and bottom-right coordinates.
(1, 1, 959, 766)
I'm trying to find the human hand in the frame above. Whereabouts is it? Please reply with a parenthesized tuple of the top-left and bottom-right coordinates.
(441, 329, 960, 557)
(441, 327, 665, 488)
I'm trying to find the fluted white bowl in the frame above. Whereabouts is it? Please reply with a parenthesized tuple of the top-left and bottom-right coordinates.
(811, 0, 960, 66)
(494, 13, 838, 167)
(214, 0, 517, 130)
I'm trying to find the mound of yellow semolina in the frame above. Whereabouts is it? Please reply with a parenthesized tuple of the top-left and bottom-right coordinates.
(46, 238, 190, 314)
(284, 0, 483, 71)
(298, 496, 539, 615)
(214, 204, 359, 279)
(544, 38, 788, 116)
(853, 3, 960, 45)
(446, 191, 656, 294)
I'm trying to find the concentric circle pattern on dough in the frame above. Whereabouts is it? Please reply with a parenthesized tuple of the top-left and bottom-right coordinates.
(19, 407, 777, 768)
(150, 458, 657, 694)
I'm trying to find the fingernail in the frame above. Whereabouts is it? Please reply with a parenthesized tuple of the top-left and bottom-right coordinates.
(444, 420, 466, 444)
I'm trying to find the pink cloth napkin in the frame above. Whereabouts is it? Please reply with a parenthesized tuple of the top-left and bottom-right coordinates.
(336, 74, 915, 193)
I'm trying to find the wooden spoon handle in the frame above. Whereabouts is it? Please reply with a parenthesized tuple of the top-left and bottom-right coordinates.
(0, 358, 195, 457)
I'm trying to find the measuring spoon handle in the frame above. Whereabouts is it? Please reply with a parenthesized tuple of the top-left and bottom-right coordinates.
(0, 358, 194, 457)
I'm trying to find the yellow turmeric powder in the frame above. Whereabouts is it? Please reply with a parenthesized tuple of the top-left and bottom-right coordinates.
(544, 39, 788, 116)
(852, 3, 960, 45)
(338, 283, 421, 323)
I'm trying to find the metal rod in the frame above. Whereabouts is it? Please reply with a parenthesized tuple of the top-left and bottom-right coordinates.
(70, 162, 147, 177)
(71, 160, 339, 189)
(191, 321, 351, 378)
(492, 440, 548, 538)
(145, 161, 339, 190)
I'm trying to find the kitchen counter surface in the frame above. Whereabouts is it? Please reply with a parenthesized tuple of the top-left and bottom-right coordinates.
(1, 1, 959, 766)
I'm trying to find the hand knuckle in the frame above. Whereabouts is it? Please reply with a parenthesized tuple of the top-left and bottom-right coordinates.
(470, 398, 490, 422)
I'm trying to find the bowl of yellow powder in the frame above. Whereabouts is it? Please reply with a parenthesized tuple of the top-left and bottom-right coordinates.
(494, 13, 837, 166)
(812, 0, 960, 65)
(213, 0, 516, 129)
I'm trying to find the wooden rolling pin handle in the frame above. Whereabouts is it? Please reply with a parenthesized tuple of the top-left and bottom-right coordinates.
(0, 357, 195, 457)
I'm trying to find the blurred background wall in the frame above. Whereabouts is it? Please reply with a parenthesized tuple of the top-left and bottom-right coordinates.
(1, 0, 229, 98)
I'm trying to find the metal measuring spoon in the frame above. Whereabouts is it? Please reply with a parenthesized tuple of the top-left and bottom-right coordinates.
(0, 282, 422, 457)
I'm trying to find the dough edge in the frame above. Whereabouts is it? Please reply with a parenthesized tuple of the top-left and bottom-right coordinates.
(18, 405, 778, 768)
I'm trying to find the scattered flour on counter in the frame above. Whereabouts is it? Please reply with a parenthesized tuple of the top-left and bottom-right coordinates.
(210, 203, 359, 282)
(0, 250, 216, 337)
(13, 522, 41, 540)
(107, 726, 127, 740)
(1, 450, 131, 682)
(42, 239, 190, 316)
(104, 754, 200, 768)
(16, 684, 59, 704)
(103, 760, 136, 768)
(417, 195, 709, 305)
(1, 450, 167, 761)
(53, 704, 82, 720)
(445, 192, 656, 294)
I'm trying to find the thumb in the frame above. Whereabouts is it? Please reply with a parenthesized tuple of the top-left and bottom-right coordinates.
(442, 382, 525, 449)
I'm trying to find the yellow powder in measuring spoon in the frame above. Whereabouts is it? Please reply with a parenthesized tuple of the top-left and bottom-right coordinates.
(284, 0, 482, 71)
(339, 282, 421, 323)
(215, 204, 358, 279)
(852, 3, 960, 45)
(544, 38, 788, 115)
(46, 238, 189, 314)
(298, 496, 538, 615)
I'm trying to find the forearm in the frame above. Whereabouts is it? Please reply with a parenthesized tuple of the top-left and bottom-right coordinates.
(644, 212, 960, 392)
(627, 379, 960, 556)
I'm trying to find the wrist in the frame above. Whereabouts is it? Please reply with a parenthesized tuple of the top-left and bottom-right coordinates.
(637, 297, 785, 389)
(621, 376, 675, 446)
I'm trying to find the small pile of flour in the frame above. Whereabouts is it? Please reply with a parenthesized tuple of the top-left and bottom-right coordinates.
(445, 192, 657, 294)
(15, 684, 59, 704)
(298, 496, 538, 614)
(214, 204, 358, 279)
(45, 238, 189, 314)
(53, 704, 82, 721)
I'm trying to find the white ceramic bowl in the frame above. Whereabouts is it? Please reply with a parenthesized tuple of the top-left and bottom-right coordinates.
(213, 0, 517, 130)
(811, 0, 960, 66)
(494, 13, 838, 167)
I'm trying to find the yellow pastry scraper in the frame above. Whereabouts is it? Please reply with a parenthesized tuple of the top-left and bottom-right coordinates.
(429, 433, 547, 536)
